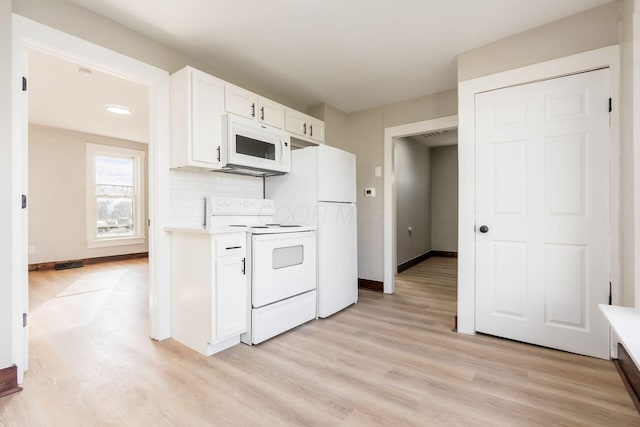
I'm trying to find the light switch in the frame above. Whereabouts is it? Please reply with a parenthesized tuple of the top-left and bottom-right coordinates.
(364, 188, 376, 197)
(374, 166, 382, 177)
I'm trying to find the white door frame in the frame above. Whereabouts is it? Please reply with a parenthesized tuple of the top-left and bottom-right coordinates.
(11, 15, 171, 381)
(458, 45, 621, 335)
(383, 115, 458, 294)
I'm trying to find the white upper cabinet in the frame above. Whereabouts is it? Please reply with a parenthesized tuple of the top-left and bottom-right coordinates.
(170, 67, 224, 169)
(258, 97, 285, 128)
(225, 83, 285, 129)
(224, 83, 258, 120)
(285, 108, 325, 143)
(170, 66, 326, 170)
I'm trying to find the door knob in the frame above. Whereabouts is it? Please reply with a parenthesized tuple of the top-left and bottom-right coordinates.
(479, 225, 489, 233)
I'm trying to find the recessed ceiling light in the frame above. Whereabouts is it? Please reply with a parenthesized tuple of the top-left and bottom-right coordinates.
(105, 105, 132, 115)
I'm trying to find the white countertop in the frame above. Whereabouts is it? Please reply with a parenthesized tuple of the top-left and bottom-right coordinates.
(165, 226, 248, 235)
(599, 304, 640, 368)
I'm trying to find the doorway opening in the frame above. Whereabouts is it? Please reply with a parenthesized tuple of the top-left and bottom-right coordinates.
(383, 115, 458, 296)
(26, 48, 151, 342)
(12, 15, 171, 382)
(394, 129, 458, 273)
(392, 129, 458, 326)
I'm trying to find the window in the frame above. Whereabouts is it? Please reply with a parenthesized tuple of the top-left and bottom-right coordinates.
(86, 143, 145, 248)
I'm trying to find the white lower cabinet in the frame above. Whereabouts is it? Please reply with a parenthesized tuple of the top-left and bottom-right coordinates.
(169, 229, 247, 355)
(214, 255, 247, 341)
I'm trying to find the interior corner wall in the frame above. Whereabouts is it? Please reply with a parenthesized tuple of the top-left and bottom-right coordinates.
(395, 137, 431, 265)
(11, 0, 304, 111)
(335, 89, 457, 282)
(28, 125, 149, 264)
(430, 145, 458, 252)
(0, 0, 13, 369)
(457, 1, 620, 81)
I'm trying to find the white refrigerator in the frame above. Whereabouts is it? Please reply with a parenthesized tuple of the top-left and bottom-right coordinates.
(266, 145, 357, 318)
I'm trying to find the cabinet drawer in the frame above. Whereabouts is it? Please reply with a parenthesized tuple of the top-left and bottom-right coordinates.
(215, 237, 246, 256)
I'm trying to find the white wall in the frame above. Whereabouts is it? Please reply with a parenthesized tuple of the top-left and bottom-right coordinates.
(0, 0, 13, 370)
(457, 2, 620, 81)
(621, 0, 636, 308)
(338, 90, 458, 281)
(169, 170, 262, 228)
(28, 125, 148, 264)
(395, 137, 431, 264)
(430, 145, 458, 252)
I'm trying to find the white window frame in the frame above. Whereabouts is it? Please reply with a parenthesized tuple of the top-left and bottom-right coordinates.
(86, 143, 146, 248)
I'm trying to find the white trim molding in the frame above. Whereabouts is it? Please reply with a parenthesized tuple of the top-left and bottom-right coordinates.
(11, 14, 172, 382)
(457, 45, 621, 335)
(383, 115, 458, 294)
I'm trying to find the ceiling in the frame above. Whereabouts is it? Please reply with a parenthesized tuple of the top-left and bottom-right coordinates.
(69, 0, 613, 113)
(28, 48, 149, 143)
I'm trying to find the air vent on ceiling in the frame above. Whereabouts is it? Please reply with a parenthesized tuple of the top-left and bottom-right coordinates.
(422, 130, 447, 138)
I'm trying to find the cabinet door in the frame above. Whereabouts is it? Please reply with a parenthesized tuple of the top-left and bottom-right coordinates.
(307, 117, 325, 143)
(191, 69, 224, 166)
(258, 97, 284, 128)
(224, 84, 258, 120)
(284, 108, 308, 137)
(214, 255, 248, 341)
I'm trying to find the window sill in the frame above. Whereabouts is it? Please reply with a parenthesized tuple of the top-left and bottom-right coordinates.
(87, 236, 146, 249)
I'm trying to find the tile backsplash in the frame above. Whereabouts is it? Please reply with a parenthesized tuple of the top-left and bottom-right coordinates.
(169, 170, 263, 228)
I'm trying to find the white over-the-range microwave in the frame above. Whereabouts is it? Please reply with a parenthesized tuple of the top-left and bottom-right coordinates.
(220, 114, 291, 176)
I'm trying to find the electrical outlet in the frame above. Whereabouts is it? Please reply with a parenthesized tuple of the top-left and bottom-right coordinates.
(364, 188, 376, 197)
(28, 246, 36, 254)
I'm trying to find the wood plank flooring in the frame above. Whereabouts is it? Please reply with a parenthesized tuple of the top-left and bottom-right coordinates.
(1, 257, 638, 425)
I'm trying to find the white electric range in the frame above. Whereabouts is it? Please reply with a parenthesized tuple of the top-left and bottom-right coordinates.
(206, 197, 317, 345)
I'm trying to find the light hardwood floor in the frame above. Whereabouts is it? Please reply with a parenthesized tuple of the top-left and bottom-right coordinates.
(1, 257, 638, 426)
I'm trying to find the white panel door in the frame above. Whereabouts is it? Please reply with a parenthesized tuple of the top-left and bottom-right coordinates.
(317, 202, 358, 317)
(475, 69, 610, 359)
(317, 145, 356, 203)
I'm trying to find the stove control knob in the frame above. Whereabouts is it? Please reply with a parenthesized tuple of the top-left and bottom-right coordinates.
(224, 200, 231, 207)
